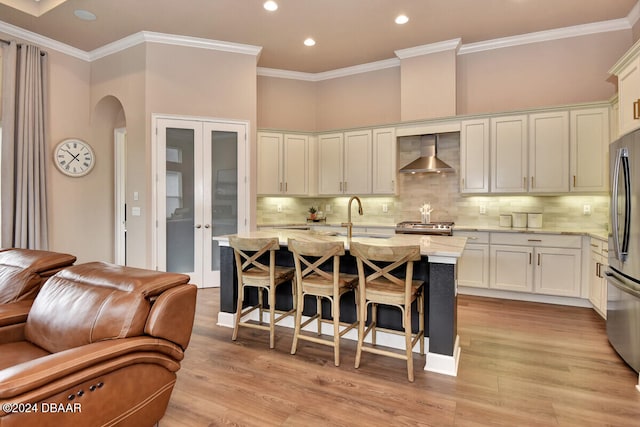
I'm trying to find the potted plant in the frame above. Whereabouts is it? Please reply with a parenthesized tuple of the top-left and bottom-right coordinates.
(308, 206, 317, 220)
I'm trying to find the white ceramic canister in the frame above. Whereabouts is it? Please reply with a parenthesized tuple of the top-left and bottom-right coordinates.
(499, 214, 512, 227)
(527, 213, 542, 228)
(512, 212, 527, 228)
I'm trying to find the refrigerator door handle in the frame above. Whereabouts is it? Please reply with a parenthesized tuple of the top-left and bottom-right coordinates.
(612, 147, 631, 263)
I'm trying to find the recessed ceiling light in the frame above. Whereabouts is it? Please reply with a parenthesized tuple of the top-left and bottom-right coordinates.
(304, 38, 316, 47)
(74, 9, 96, 21)
(263, 1, 278, 12)
(395, 14, 409, 25)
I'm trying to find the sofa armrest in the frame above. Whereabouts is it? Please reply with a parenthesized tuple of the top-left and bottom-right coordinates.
(0, 336, 183, 400)
(0, 300, 32, 328)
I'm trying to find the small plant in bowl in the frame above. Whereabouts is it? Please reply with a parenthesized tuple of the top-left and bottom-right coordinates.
(308, 206, 317, 220)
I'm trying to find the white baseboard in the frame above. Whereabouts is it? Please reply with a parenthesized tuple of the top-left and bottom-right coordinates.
(424, 335, 460, 377)
(458, 286, 592, 308)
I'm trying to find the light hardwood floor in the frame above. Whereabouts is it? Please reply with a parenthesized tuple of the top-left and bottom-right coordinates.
(161, 289, 640, 426)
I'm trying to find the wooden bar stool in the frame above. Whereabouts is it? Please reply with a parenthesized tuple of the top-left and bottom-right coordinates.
(350, 242, 425, 382)
(229, 236, 296, 349)
(288, 239, 358, 366)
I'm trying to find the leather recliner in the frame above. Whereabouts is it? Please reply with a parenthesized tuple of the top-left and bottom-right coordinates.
(0, 248, 77, 304)
(0, 261, 197, 427)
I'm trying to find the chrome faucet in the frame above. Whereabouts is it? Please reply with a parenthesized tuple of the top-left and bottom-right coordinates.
(341, 196, 363, 239)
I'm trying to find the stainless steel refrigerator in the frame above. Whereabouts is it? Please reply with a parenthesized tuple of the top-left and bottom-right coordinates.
(607, 131, 640, 375)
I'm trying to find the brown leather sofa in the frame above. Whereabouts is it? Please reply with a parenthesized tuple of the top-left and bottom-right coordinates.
(0, 261, 197, 427)
(0, 248, 77, 304)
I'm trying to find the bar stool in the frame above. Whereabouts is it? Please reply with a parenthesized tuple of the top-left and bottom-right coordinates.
(229, 236, 296, 349)
(288, 239, 358, 366)
(350, 242, 425, 382)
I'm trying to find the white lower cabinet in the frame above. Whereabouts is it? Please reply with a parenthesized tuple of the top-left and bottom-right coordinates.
(589, 237, 608, 319)
(454, 231, 489, 288)
(489, 233, 582, 297)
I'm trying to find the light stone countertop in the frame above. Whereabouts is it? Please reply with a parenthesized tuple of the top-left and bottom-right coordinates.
(258, 222, 609, 241)
(215, 229, 467, 263)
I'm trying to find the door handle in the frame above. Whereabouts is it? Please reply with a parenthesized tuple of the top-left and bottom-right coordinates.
(195, 224, 202, 229)
(634, 100, 640, 120)
(204, 224, 211, 229)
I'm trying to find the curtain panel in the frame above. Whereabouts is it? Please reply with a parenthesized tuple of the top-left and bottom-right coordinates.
(1, 41, 49, 249)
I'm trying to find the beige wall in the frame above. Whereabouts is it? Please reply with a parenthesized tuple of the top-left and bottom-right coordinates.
(457, 30, 632, 115)
(315, 67, 400, 130)
(257, 76, 316, 131)
(400, 50, 457, 121)
(257, 29, 634, 130)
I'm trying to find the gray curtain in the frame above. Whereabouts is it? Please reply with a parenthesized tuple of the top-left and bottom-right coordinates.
(1, 41, 49, 249)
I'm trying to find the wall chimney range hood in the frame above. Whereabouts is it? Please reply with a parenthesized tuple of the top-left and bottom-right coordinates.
(399, 134, 454, 174)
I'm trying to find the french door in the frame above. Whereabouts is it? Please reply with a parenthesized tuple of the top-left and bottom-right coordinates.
(155, 117, 248, 287)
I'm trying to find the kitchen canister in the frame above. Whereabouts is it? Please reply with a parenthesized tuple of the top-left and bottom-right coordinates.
(499, 214, 512, 227)
(527, 213, 543, 228)
(512, 212, 527, 228)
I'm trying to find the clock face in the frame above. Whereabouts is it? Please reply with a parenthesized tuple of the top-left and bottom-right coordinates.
(54, 139, 95, 177)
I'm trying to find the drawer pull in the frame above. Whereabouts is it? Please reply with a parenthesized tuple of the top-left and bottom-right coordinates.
(590, 243, 598, 248)
(527, 239, 542, 242)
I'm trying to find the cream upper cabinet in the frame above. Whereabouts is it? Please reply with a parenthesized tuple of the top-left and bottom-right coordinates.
(614, 56, 640, 136)
(257, 132, 308, 196)
(460, 119, 490, 193)
(318, 130, 372, 195)
(570, 107, 610, 193)
(257, 132, 283, 195)
(490, 115, 528, 193)
(343, 130, 372, 194)
(372, 128, 397, 194)
(318, 133, 344, 195)
(528, 111, 569, 193)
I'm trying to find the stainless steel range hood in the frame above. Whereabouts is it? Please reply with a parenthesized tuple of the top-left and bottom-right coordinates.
(399, 134, 454, 174)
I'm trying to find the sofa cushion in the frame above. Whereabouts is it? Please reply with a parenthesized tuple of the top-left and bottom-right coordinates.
(24, 262, 190, 354)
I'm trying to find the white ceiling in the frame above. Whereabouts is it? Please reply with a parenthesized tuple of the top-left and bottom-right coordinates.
(0, 0, 638, 73)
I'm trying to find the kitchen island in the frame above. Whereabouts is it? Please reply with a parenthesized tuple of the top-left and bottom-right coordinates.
(215, 230, 467, 376)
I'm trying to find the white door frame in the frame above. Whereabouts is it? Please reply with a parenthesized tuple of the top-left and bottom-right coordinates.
(114, 127, 127, 265)
(151, 114, 250, 286)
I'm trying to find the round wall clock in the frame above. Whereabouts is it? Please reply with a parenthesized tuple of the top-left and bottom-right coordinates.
(54, 138, 95, 177)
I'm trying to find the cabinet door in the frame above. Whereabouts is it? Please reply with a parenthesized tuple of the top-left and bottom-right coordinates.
(283, 134, 309, 195)
(257, 132, 282, 195)
(618, 58, 640, 136)
(491, 115, 528, 193)
(570, 108, 610, 193)
(344, 130, 372, 194)
(490, 244, 533, 292)
(372, 128, 396, 194)
(460, 119, 490, 193)
(534, 247, 581, 297)
(458, 244, 489, 288)
(318, 133, 344, 195)
(528, 111, 569, 193)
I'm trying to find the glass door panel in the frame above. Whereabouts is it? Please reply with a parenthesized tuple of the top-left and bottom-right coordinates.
(165, 127, 196, 274)
(210, 130, 238, 273)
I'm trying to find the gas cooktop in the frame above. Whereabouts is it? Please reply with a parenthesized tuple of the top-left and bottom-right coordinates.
(395, 221, 454, 236)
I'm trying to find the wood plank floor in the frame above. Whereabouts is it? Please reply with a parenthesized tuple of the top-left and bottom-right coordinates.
(160, 289, 640, 426)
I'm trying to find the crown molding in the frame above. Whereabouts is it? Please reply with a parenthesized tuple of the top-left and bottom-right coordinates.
(0, 19, 89, 60)
(459, 18, 631, 55)
(628, 1, 640, 27)
(395, 38, 462, 59)
(258, 58, 400, 82)
(89, 31, 262, 62)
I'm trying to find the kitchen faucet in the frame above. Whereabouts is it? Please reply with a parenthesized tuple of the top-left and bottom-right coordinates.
(341, 196, 363, 240)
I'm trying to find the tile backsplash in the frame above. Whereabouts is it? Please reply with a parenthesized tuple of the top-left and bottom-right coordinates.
(257, 133, 610, 231)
